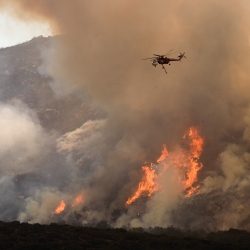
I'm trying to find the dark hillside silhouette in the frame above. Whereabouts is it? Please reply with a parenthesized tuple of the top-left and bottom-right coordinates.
(0, 222, 249, 250)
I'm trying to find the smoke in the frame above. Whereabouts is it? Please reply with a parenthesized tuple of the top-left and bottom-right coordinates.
(0, 102, 51, 175)
(0, 0, 250, 230)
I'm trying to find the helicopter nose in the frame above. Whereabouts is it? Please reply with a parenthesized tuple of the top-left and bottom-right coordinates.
(152, 60, 158, 67)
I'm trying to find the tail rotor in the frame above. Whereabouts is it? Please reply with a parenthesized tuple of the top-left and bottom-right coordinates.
(178, 52, 186, 60)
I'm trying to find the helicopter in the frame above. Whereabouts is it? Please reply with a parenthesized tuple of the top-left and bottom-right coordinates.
(142, 50, 186, 74)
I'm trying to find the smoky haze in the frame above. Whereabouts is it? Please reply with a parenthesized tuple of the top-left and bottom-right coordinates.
(1, 0, 250, 230)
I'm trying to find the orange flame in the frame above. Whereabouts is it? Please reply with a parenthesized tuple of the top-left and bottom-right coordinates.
(53, 200, 66, 214)
(184, 126, 204, 196)
(72, 195, 84, 207)
(125, 166, 159, 206)
(125, 126, 204, 205)
(157, 144, 169, 163)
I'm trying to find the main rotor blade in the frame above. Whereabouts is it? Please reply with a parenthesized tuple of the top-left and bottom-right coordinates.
(142, 57, 157, 60)
(166, 51, 178, 56)
(153, 54, 164, 57)
(154, 49, 174, 57)
(165, 49, 174, 55)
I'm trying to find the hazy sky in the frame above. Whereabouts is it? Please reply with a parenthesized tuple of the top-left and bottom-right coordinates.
(0, 12, 51, 48)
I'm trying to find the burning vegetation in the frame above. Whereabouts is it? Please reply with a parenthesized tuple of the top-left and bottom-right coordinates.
(1, 0, 250, 234)
(126, 126, 204, 206)
(51, 126, 205, 227)
(53, 200, 66, 215)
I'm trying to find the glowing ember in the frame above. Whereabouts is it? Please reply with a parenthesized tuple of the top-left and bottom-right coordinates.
(53, 200, 66, 214)
(72, 195, 84, 207)
(125, 126, 204, 205)
(125, 166, 159, 206)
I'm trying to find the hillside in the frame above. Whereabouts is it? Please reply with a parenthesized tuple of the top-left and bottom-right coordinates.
(0, 36, 103, 134)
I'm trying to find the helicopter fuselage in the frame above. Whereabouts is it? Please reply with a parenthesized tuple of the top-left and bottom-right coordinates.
(158, 56, 181, 64)
(157, 58, 170, 65)
(152, 57, 181, 68)
(152, 57, 170, 67)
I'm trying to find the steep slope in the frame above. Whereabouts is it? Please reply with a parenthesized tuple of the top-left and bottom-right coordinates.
(0, 36, 103, 134)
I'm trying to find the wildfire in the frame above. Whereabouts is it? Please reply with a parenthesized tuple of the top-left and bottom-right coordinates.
(184, 126, 204, 196)
(53, 200, 66, 214)
(125, 126, 204, 206)
(72, 195, 84, 207)
(125, 166, 159, 206)
(156, 144, 169, 163)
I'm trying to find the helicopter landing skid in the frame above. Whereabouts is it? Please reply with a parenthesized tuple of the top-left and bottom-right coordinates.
(161, 65, 167, 74)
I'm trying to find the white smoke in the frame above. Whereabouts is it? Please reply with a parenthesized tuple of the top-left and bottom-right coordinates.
(0, 102, 51, 175)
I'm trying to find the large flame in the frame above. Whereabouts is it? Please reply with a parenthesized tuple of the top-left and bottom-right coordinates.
(184, 127, 204, 196)
(125, 166, 159, 206)
(53, 200, 66, 214)
(125, 126, 204, 205)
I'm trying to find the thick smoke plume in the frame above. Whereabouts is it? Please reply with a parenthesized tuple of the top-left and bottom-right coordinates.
(1, 0, 250, 230)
